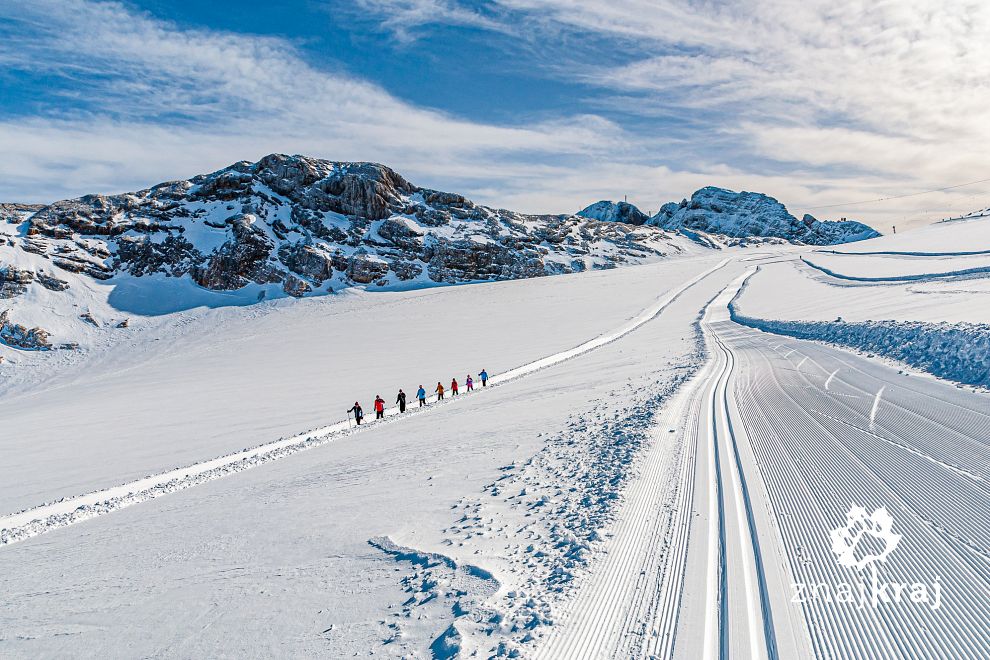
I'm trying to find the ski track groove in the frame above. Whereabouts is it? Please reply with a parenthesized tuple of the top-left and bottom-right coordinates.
(730, 322, 990, 659)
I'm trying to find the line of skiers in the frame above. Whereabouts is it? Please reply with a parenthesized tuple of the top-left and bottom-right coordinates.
(347, 369, 489, 425)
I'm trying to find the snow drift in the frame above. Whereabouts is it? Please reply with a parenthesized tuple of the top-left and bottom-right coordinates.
(730, 273, 990, 387)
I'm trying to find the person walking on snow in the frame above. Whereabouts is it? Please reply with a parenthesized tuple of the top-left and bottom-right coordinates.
(417, 385, 427, 407)
(396, 389, 407, 413)
(374, 395, 386, 420)
(347, 402, 363, 425)
(466, 375, 474, 391)
(479, 369, 489, 387)
(451, 378, 459, 396)
(435, 381, 445, 401)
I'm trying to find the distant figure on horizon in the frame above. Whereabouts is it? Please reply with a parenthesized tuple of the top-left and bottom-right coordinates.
(417, 385, 427, 407)
(396, 389, 407, 413)
(435, 381, 445, 401)
(347, 402, 363, 425)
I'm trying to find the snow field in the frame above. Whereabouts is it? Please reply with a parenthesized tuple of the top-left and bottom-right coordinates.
(0, 258, 729, 545)
(826, 214, 990, 255)
(0, 254, 727, 514)
(802, 253, 990, 281)
(0, 255, 745, 658)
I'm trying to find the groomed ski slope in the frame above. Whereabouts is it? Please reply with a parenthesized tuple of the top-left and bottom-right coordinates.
(0, 249, 744, 658)
(537, 271, 990, 659)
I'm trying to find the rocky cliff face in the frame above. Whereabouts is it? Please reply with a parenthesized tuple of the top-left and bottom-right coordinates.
(16, 154, 696, 301)
(577, 200, 651, 226)
(649, 187, 880, 245)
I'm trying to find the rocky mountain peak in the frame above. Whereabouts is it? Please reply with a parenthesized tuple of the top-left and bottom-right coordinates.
(649, 186, 879, 245)
(577, 200, 650, 226)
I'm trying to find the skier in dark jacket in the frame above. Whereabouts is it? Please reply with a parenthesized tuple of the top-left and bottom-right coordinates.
(396, 389, 407, 413)
(417, 385, 427, 407)
(374, 395, 386, 420)
(347, 402, 363, 425)
(479, 369, 489, 387)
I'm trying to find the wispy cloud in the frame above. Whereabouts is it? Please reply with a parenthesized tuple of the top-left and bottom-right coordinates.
(0, 0, 639, 208)
(2, 0, 988, 230)
(356, 0, 990, 228)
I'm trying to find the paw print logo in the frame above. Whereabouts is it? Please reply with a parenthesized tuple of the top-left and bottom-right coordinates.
(829, 505, 902, 570)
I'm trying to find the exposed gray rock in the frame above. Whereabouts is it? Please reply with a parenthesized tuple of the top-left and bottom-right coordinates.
(347, 253, 390, 284)
(278, 243, 333, 283)
(18, 154, 695, 299)
(8, 155, 880, 334)
(35, 272, 70, 291)
(282, 274, 311, 297)
(0, 266, 34, 298)
(0, 310, 53, 350)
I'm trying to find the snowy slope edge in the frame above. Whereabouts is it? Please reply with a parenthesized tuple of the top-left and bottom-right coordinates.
(729, 270, 990, 387)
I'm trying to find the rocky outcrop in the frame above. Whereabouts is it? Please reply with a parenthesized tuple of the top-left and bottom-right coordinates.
(0, 266, 34, 298)
(0, 310, 52, 350)
(649, 187, 880, 245)
(0, 154, 886, 357)
(577, 200, 650, 226)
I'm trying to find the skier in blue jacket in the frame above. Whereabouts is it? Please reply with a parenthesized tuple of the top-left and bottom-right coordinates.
(416, 385, 427, 407)
(479, 369, 489, 387)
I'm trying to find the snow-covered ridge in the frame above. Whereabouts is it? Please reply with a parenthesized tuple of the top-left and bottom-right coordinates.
(1, 154, 710, 350)
(1, 155, 881, 352)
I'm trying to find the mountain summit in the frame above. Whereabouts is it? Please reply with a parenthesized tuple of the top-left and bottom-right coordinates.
(649, 186, 879, 245)
(577, 200, 651, 226)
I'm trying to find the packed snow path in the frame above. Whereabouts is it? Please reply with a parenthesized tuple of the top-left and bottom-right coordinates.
(0, 260, 729, 545)
(539, 274, 990, 659)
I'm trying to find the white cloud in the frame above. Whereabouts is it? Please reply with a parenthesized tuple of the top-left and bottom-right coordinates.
(353, 0, 990, 229)
(2, 0, 988, 231)
(0, 0, 638, 210)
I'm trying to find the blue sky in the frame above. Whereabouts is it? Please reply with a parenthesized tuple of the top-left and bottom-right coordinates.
(2, 0, 988, 230)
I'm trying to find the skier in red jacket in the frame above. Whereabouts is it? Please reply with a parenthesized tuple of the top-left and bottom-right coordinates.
(451, 378, 459, 396)
(374, 395, 385, 420)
